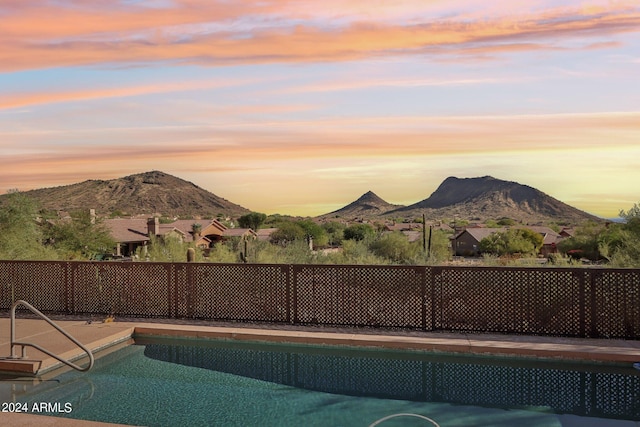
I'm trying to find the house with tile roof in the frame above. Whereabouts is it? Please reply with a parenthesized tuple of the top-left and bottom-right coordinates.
(221, 227, 258, 240)
(104, 217, 230, 257)
(255, 228, 278, 241)
(103, 218, 150, 257)
(451, 226, 562, 257)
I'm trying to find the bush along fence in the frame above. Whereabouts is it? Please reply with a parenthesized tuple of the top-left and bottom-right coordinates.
(0, 261, 639, 339)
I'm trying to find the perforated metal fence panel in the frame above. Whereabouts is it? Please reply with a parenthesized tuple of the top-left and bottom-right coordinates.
(592, 269, 640, 338)
(69, 262, 173, 317)
(431, 267, 586, 336)
(183, 263, 290, 322)
(0, 261, 68, 312)
(292, 264, 425, 329)
(1, 261, 638, 339)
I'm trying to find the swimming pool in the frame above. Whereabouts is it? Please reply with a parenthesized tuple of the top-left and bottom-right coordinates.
(7, 336, 640, 426)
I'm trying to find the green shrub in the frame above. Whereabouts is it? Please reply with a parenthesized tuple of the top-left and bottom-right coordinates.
(343, 223, 375, 241)
(369, 232, 421, 264)
(269, 221, 306, 245)
(479, 228, 543, 257)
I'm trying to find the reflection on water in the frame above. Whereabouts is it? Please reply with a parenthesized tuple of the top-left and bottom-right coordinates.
(6, 337, 640, 427)
(140, 337, 640, 421)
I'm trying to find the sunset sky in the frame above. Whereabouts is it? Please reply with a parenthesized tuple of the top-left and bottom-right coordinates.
(1, 1, 639, 218)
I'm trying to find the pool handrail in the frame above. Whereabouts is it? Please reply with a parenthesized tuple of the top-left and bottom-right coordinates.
(9, 299, 94, 372)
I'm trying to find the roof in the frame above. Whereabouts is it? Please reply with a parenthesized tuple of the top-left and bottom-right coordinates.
(104, 218, 227, 243)
(454, 227, 505, 241)
(401, 230, 423, 242)
(522, 226, 561, 245)
(429, 223, 453, 232)
(168, 219, 226, 235)
(223, 228, 257, 238)
(385, 223, 421, 232)
(453, 226, 561, 245)
(103, 219, 150, 243)
(559, 227, 575, 237)
(256, 228, 278, 241)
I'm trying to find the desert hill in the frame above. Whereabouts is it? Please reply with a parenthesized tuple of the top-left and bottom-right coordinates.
(3, 172, 600, 224)
(7, 171, 250, 218)
(388, 176, 599, 223)
(320, 191, 403, 218)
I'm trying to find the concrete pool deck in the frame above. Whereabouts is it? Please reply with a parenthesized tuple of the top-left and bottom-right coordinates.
(1, 316, 640, 426)
(2, 317, 640, 375)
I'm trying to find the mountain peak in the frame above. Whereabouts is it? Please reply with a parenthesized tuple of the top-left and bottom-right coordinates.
(321, 191, 403, 218)
(395, 176, 598, 223)
(357, 190, 385, 203)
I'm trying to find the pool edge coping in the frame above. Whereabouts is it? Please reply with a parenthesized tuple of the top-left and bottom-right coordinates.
(131, 323, 640, 364)
(3, 321, 640, 377)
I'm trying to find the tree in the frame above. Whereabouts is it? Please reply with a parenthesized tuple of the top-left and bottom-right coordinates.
(269, 221, 306, 245)
(598, 201, 640, 267)
(556, 221, 604, 261)
(619, 202, 640, 221)
(0, 192, 56, 260)
(238, 212, 267, 231)
(297, 219, 329, 248)
(343, 223, 375, 241)
(479, 228, 543, 257)
(322, 221, 346, 246)
(45, 210, 115, 259)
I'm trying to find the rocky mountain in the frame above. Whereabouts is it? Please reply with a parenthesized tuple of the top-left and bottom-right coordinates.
(320, 191, 403, 218)
(390, 176, 600, 223)
(6, 172, 599, 224)
(9, 171, 250, 218)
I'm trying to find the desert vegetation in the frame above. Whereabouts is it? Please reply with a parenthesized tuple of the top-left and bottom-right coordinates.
(556, 204, 640, 267)
(0, 191, 114, 260)
(1, 192, 639, 267)
(478, 228, 544, 257)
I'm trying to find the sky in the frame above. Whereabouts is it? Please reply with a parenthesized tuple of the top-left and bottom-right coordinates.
(1, 1, 639, 218)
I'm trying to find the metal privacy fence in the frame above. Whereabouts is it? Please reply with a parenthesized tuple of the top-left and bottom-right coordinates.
(1, 261, 639, 339)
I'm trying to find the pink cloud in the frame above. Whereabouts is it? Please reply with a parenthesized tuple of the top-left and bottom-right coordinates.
(0, 78, 268, 110)
(0, 2, 638, 71)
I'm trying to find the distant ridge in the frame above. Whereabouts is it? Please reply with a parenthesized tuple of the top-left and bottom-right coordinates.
(320, 191, 403, 218)
(319, 176, 600, 224)
(390, 176, 599, 223)
(5, 171, 250, 218)
(4, 172, 600, 223)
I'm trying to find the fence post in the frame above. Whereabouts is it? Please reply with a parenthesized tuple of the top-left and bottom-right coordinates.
(167, 263, 176, 318)
(186, 263, 194, 318)
(290, 264, 297, 324)
(575, 269, 586, 338)
(587, 269, 598, 338)
(65, 261, 72, 314)
(421, 267, 428, 331)
(429, 266, 439, 331)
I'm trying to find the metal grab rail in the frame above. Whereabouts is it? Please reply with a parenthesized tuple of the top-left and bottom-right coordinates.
(10, 300, 94, 372)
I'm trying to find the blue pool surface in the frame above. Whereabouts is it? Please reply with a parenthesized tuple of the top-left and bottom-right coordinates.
(8, 336, 640, 426)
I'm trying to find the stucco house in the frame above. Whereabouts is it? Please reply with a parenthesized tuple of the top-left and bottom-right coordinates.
(103, 218, 150, 257)
(451, 226, 561, 257)
(104, 217, 229, 257)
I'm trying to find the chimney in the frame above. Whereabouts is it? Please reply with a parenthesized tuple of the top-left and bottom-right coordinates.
(147, 217, 160, 237)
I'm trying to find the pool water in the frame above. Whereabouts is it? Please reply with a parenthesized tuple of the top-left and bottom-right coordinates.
(10, 337, 640, 426)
